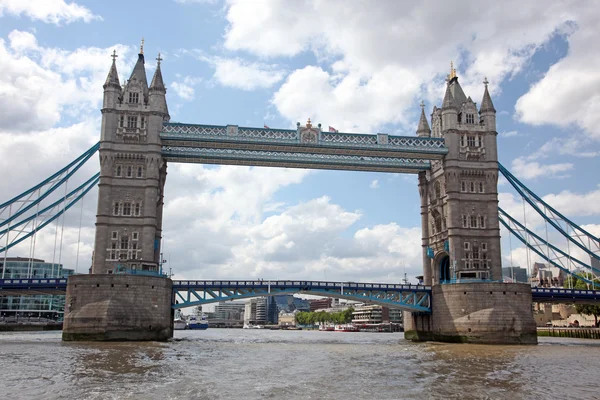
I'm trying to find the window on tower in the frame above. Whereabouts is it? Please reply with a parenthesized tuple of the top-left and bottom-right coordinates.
(466, 114, 474, 124)
(129, 92, 139, 104)
(141, 117, 145, 129)
(115, 165, 122, 177)
(137, 166, 143, 178)
(126, 166, 133, 177)
(127, 116, 138, 128)
(470, 215, 477, 228)
(119, 115, 124, 128)
(122, 202, 132, 216)
(467, 136, 476, 147)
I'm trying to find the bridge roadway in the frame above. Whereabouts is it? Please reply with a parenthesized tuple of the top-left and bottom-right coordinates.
(1, 279, 599, 310)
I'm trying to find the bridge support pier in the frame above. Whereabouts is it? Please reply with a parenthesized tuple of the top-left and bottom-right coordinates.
(62, 275, 173, 341)
(404, 282, 537, 344)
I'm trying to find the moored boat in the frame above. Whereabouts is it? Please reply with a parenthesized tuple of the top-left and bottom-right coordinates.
(188, 314, 209, 330)
(173, 310, 187, 330)
(334, 324, 358, 332)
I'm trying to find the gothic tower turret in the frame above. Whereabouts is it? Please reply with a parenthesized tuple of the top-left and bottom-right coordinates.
(419, 64, 502, 286)
(480, 77, 496, 132)
(92, 40, 169, 275)
(149, 53, 169, 118)
(416, 101, 431, 137)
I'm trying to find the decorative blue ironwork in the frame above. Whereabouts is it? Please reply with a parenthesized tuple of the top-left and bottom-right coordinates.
(172, 280, 432, 312)
(162, 146, 432, 172)
(161, 123, 447, 155)
(426, 247, 434, 259)
(4, 278, 600, 307)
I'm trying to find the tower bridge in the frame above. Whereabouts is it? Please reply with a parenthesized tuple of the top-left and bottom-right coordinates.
(2, 45, 599, 344)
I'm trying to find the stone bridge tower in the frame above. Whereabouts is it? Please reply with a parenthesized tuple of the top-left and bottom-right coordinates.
(406, 66, 536, 344)
(63, 45, 173, 341)
(418, 68, 501, 285)
(93, 45, 169, 275)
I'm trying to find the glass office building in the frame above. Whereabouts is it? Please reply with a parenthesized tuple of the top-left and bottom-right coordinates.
(0, 257, 74, 320)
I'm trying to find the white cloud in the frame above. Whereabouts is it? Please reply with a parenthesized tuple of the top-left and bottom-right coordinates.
(171, 75, 203, 101)
(0, 30, 132, 133)
(0, 0, 100, 25)
(370, 180, 379, 189)
(272, 65, 420, 132)
(221, 0, 591, 131)
(511, 158, 573, 180)
(515, 3, 600, 140)
(211, 57, 286, 90)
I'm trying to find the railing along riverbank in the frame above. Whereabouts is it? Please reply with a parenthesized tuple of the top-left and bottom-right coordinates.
(537, 327, 600, 339)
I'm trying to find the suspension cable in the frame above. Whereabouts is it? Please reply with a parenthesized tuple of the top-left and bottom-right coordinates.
(75, 195, 84, 274)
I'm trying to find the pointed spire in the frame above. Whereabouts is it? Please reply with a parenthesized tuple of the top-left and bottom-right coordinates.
(417, 101, 431, 137)
(442, 83, 455, 109)
(480, 77, 496, 113)
(103, 49, 121, 89)
(150, 53, 165, 92)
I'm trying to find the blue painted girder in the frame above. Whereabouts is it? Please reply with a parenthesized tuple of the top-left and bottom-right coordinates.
(0, 278, 68, 295)
(171, 280, 433, 312)
(160, 123, 448, 174)
(531, 287, 600, 304)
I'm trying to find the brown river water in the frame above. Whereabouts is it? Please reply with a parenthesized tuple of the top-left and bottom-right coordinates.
(0, 330, 599, 400)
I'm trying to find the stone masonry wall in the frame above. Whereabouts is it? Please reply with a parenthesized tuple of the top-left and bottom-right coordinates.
(430, 282, 537, 344)
(62, 274, 173, 341)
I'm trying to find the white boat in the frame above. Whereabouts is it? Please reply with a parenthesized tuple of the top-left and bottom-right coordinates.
(174, 319, 187, 330)
(173, 310, 187, 330)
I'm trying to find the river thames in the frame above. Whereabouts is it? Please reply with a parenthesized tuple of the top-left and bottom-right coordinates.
(1, 330, 599, 400)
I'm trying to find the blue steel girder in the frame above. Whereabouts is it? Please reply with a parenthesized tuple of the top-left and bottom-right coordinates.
(531, 287, 600, 304)
(0, 278, 67, 296)
(160, 123, 448, 174)
(172, 280, 432, 312)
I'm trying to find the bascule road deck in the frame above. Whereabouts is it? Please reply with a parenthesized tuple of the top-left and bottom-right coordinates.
(160, 123, 448, 173)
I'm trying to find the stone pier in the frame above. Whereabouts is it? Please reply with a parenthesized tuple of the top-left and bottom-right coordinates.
(404, 282, 537, 344)
(62, 275, 173, 341)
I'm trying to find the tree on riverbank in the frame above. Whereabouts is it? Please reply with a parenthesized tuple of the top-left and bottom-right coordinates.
(565, 273, 600, 327)
(295, 308, 354, 326)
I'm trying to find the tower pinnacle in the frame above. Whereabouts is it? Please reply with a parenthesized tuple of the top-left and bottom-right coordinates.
(103, 50, 120, 89)
(140, 38, 144, 55)
(416, 101, 431, 137)
(480, 77, 496, 113)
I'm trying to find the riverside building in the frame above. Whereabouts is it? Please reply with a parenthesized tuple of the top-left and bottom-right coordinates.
(0, 257, 74, 320)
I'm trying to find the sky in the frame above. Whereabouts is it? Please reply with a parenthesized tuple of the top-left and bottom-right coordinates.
(0, 0, 599, 285)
